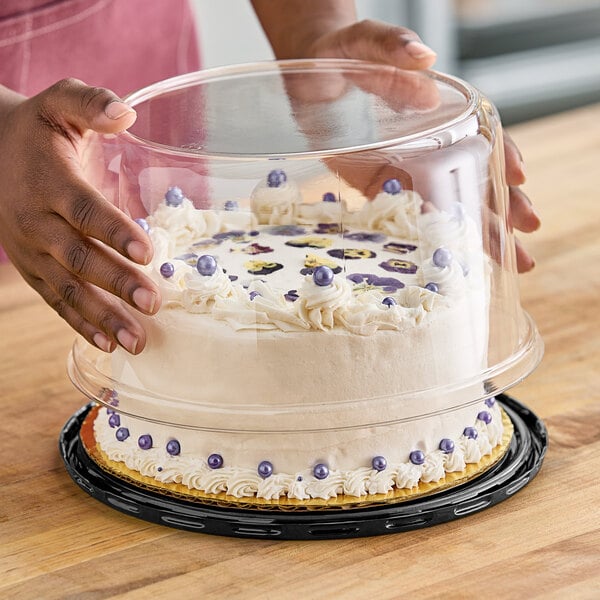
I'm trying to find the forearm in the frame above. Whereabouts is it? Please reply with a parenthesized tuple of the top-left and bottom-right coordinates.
(251, 0, 357, 58)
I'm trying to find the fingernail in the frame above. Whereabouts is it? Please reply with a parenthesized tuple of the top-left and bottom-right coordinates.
(105, 101, 136, 120)
(133, 287, 157, 314)
(117, 329, 139, 354)
(93, 332, 114, 353)
(127, 240, 150, 264)
(405, 41, 437, 59)
(519, 160, 527, 181)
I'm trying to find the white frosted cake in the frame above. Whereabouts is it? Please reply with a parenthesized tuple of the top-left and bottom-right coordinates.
(91, 171, 506, 504)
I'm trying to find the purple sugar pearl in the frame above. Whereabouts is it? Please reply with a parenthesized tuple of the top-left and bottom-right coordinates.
(409, 450, 425, 465)
(138, 434, 153, 450)
(313, 265, 334, 287)
(372, 456, 387, 471)
(258, 460, 274, 479)
(197, 255, 217, 276)
(134, 218, 150, 233)
(267, 169, 287, 188)
(485, 397, 497, 408)
(249, 291, 261, 301)
(208, 453, 223, 469)
(463, 427, 478, 440)
(108, 413, 120, 428)
(224, 200, 238, 211)
(115, 427, 129, 442)
(382, 297, 397, 307)
(160, 262, 175, 278)
(477, 411, 493, 424)
(439, 438, 455, 454)
(424, 282, 439, 293)
(322, 192, 337, 203)
(165, 186, 184, 207)
(313, 463, 329, 480)
(433, 247, 453, 268)
(166, 439, 181, 456)
(383, 178, 402, 195)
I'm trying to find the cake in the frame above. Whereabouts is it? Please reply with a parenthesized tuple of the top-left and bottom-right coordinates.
(88, 170, 508, 505)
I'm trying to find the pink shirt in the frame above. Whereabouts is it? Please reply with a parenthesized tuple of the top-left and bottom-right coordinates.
(0, 0, 200, 96)
(0, 0, 201, 261)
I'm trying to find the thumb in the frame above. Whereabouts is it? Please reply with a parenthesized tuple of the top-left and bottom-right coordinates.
(36, 78, 137, 136)
(317, 20, 437, 70)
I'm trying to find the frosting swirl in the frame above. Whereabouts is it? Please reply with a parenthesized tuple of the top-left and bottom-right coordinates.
(182, 266, 233, 313)
(296, 275, 353, 330)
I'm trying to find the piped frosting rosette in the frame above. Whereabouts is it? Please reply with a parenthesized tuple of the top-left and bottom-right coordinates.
(250, 169, 303, 225)
(148, 197, 222, 247)
(355, 190, 423, 239)
(295, 272, 353, 330)
(182, 265, 233, 313)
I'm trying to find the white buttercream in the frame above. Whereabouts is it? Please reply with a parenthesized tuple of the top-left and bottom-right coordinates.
(181, 266, 233, 313)
(295, 274, 353, 330)
(251, 180, 303, 225)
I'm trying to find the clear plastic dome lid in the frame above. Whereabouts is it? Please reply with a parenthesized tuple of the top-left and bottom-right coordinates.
(71, 59, 543, 432)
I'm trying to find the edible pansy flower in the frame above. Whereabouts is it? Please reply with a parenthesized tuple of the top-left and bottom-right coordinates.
(383, 242, 417, 255)
(244, 260, 284, 275)
(314, 223, 347, 235)
(264, 225, 306, 236)
(231, 242, 274, 255)
(344, 231, 386, 243)
(379, 258, 418, 274)
(347, 273, 405, 293)
(328, 248, 376, 260)
(285, 236, 333, 249)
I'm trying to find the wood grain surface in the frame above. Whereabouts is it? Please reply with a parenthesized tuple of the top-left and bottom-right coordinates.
(1, 104, 599, 599)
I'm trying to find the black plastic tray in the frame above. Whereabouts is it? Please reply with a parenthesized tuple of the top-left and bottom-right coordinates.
(59, 394, 547, 539)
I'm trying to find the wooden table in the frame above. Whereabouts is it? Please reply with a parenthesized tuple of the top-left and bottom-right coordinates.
(1, 104, 599, 599)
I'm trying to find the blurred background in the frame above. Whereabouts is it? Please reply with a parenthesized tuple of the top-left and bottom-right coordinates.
(191, 0, 600, 125)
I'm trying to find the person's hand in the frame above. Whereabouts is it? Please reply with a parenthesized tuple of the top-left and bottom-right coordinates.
(298, 19, 541, 272)
(503, 132, 541, 271)
(0, 78, 160, 354)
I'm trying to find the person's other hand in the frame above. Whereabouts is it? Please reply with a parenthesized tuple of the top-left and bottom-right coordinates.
(503, 132, 541, 271)
(300, 19, 540, 272)
(0, 78, 160, 354)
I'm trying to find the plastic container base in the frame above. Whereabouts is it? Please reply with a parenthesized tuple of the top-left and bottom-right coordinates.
(59, 395, 547, 540)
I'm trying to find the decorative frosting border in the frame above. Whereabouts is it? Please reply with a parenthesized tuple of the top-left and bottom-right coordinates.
(93, 399, 505, 502)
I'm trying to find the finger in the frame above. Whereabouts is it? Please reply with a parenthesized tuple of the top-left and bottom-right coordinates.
(36, 279, 117, 352)
(44, 213, 160, 316)
(35, 77, 137, 137)
(503, 131, 526, 186)
(51, 170, 154, 267)
(508, 186, 541, 233)
(515, 236, 535, 273)
(347, 65, 440, 112)
(33, 258, 148, 354)
(321, 20, 437, 69)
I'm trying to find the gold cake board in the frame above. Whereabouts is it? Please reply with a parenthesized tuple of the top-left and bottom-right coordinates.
(80, 405, 514, 512)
